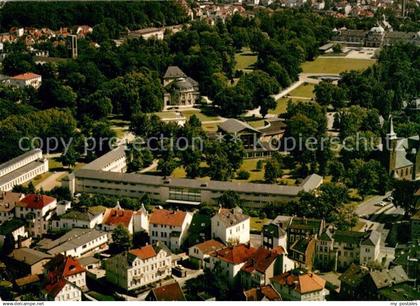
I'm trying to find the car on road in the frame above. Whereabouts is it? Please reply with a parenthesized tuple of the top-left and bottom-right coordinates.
(375, 201, 386, 207)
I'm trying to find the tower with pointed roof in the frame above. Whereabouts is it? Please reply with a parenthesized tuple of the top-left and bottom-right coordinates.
(383, 116, 398, 175)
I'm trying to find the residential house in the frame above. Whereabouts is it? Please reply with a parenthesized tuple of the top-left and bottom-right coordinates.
(0, 192, 24, 224)
(339, 264, 416, 300)
(9, 72, 42, 89)
(270, 270, 329, 301)
(207, 244, 256, 285)
(8, 247, 52, 275)
(271, 216, 325, 247)
(188, 239, 225, 268)
(36, 228, 109, 257)
(51, 206, 106, 231)
(211, 206, 250, 245)
(43, 279, 82, 301)
(100, 207, 135, 234)
(316, 228, 381, 271)
(262, 222, 287, 250)
(44, 254, 87, 291)
(15, 194, 57, 237)
(149, 208, 193, 251)
(0, 218, 30, 249)
(288, 237, 316, 271)
(133, 204, 149, 233)
(145, 281, 186, 301)
(240, 246, 290, 289)
(163, 66, 200, 110)
(243, 285, 282, 301)
(105, 242, 172, 291)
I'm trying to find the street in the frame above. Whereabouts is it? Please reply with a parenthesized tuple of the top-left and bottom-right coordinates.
(354, 191, 392, 217)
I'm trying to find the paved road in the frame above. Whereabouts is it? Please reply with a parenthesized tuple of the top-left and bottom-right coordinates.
(354, 191, 392, 217)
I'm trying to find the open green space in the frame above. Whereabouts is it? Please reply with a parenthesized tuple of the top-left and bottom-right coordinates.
(301, 57, 375, 74)
(235, 48, 258, 71)
(289, 83, 315, 98)
(181, 109, 218, 122)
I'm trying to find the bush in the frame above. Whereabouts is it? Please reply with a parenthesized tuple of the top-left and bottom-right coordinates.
(256, 160, 264, 170)
(237, 170, 250, 180)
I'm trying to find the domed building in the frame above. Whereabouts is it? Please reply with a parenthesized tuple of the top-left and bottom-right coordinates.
(162, 66, 200, 110)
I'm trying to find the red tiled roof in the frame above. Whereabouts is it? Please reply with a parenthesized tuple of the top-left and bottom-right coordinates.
(151, 282, 185, 301)
(244, 285, 282, 301)
(211, 244, 256, 264)
(271, 272, 326, 294)
(241, 247, 285, 273)
(17, 194, 56, 209)
(102, 208, 134, 228)
(44, 278, 67, 297)
(129, 245, 156, 260)
(45, 254, 85, 282)
(193, 239, 225, 254)
(149, 209, 187, 227)
(10, 72, 41, 80)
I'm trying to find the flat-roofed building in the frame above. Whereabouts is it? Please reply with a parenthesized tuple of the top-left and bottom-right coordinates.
(64, 169, 323, 208)
(0, 149, 48, 192)
(36, 228, 109, 257)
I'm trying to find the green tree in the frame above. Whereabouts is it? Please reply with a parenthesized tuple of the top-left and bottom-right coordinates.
(218, 190, 240, 209)
(111, 225, 132, 253)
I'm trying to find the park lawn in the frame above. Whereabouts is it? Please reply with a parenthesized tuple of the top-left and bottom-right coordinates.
(269, 97, 309, 115)
(301, 57, 375, 74)
(235, 48, 258, 71)
(202, 123, 218, 133)
(289, 83, 315, 98)
(49, 158, 63, 171)
(154, 111, 180, 120)
(250, 217, 271, 232)
(234, 158, 266, 182)
(181, 109, 218, 122)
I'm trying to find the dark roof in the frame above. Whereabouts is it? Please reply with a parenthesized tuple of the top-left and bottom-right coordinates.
(163, 66, 186, 79)
(9, 247, 52, 265)
(369, 266, 409, 290)
(0, 218, 26, 235)
(218, 119, 261, 135)
(263, 223, 286, 239)
(214, 207, 249, 227)
(339, 263, 369, 287)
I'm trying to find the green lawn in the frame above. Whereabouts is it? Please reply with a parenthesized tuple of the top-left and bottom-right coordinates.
(154, 111, 180, 120)
(247, 119, 266, 128)
(49, 158, 63, 171)
(301, 58, 375, 74)
(181, 110, 218, 122)
(233, 158, 267, 182)
(289, 83, 315, 98)
(235, 48, 258, 71)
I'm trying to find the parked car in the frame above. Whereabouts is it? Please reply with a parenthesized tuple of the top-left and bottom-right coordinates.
(375, 201, 386, 207)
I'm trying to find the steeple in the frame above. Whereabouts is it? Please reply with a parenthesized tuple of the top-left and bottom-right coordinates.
(387, 116, 397, 140)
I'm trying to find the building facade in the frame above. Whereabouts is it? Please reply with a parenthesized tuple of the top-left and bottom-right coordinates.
(211, 206, 250, 245)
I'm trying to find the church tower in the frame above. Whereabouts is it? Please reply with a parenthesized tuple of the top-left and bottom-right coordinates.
(384, 116, 398, 174)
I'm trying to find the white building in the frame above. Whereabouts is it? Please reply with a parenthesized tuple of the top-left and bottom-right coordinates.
(15, 194, 57, 237)
(270, 271, 329, 301)
(0, 192, 24, 224)
(52, 206, 106, 231)
(105, 242, 172, 291)
(36, 228, 109, 257)
(44, 254, 87, 291)
(43, 280, 82, 301)
(82, 145, 127, 173)
(207, 244, 256, 285)
(211, 206, 250, 245)
(149, 209, 193, 251)
(0, 149, 49, 192)
(127, 27, 165, 40)
(188, 239, 225, 268)
(316, 229, 381, 271)
(9, 72, 42, 89)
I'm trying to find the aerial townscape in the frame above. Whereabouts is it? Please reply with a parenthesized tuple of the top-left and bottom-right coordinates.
(0, 0, 418, 303)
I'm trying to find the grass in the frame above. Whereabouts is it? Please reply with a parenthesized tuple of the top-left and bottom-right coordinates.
(247, 119, 266, 128)
(269, 97, 310, 115)
(250, 217, 271, 232)
(30, 172, 53, 188)
(202, 124, 218, 133)
(49, 158, 63, 171)
(235, 47, 258, 71)
(154, 111, 181, 120)
(289, 83, 315, 98)
(233, 159, 266, 182)
(301, 57, 375, 74)
(181, 109, 218, 122)
(111, 127, 125, 138)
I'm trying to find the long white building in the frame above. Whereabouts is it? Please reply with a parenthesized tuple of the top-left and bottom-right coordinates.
(0, 149, 49, 191)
